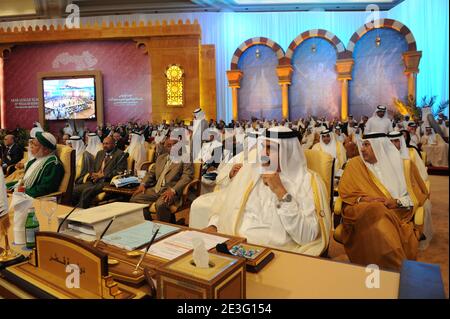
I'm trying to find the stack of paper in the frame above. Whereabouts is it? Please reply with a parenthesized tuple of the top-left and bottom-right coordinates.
(144, 231, 229, 260)
(102, 221, 180, 251)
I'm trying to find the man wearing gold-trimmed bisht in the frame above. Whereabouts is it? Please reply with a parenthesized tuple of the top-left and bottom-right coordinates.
(338, 133, 429, 271)
(205, 127, 331, 257)
(312, 129, 347, 172)
(66, 135, 94, 184)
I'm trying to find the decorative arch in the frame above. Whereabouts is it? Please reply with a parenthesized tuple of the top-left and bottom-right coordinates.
(285, 29, 347, 61)
(347, 18, 417, 55)
(230, 37, 285, 70)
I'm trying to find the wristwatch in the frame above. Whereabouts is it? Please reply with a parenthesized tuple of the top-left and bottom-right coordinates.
(280, 193, 292, 203)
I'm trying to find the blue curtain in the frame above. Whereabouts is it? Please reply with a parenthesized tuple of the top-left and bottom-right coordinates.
(237, 45, 281, 121)
(349, 28, 408, 118)
(290, 38, 340, 120)
(389, 0, 449, 115)
(2, 0, 447, 120)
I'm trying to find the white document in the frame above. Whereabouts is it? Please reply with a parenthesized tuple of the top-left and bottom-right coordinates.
(144, 230, 228, 260)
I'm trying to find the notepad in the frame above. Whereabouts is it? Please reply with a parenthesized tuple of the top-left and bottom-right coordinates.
(144, 231, 229, 261)
(102, 221, 180, 251)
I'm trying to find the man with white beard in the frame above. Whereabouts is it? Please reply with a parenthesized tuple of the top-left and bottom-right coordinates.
(7, 132, 64, 198)
(364, 105, 394, 134)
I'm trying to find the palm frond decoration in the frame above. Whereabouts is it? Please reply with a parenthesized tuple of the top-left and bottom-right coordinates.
(433, 100, 449, 117)
(393, 95, 421, 120)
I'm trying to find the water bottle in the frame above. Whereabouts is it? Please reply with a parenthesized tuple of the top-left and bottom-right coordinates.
(25, 207, 40, 249)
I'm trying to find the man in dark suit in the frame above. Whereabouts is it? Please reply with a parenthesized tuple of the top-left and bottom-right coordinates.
(130, 137, 193, 223)
(112, 132, 127, 151)
(72, 136, 127, 208)
(1, 134, 23, 175)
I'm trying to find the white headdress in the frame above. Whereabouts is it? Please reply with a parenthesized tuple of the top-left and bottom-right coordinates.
(358, 133, 408, 199)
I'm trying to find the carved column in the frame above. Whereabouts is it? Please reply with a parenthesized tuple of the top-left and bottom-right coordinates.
(226, 70, 243, 121)
(335, 58, 354, 121)
(402, 51, 422, 102)
(276, 65, 294, 120)
(0, 45, 13, 129)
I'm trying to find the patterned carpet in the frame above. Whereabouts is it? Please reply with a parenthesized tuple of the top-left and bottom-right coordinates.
(328, 175, 449, 298)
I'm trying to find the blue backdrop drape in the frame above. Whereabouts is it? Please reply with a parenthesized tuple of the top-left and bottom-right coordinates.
(1, 0, 447, 121)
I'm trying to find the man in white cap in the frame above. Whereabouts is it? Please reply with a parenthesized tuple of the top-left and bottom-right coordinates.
(85, 132, 102, 157)
(338, 133, 429, 270)
(7, 131, 64, 198)
(66, 135, 94, 184)
(364, 105, 394, 134)
(312, 129, 347, 171)
(203, 127, 331, 256)
(420, 126, 449, 167)
(30, 122, 44, 139)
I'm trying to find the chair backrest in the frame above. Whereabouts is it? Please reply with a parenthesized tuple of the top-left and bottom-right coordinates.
(127, 156, 135, 172)
(420, 151, 427, 164)
(55, 144, 75, 204)
(304, 149, 334, 208)
(147, 148, 155, 164)
(192, 162, 202, 196)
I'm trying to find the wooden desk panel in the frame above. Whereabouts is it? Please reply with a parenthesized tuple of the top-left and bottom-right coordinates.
(3, 198, 400, 299)
(246, 249, 399, 299)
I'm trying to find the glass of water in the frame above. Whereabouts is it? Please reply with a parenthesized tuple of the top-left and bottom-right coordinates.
(40, 196, 58, 228)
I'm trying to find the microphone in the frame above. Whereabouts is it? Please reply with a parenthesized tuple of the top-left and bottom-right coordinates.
(98, 151, 129, 182)
(57, 200, 82, 233)
(93, 216, 116, 248)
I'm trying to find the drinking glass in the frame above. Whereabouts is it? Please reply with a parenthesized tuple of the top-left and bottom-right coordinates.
(40, 196, 58, 228)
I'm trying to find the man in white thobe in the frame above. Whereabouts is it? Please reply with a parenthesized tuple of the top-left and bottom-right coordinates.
(126, 131, 147, 172)
(388, 131, 432, 250)
(202, 127, 331, 256)
(421, 127, 449, 167)
(85, 133, 102, 157)
(312, 129, 347, 171)
(364, 105, 394, 134)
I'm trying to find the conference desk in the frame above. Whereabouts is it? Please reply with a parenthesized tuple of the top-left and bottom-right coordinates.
(0, 200, 400, 299)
